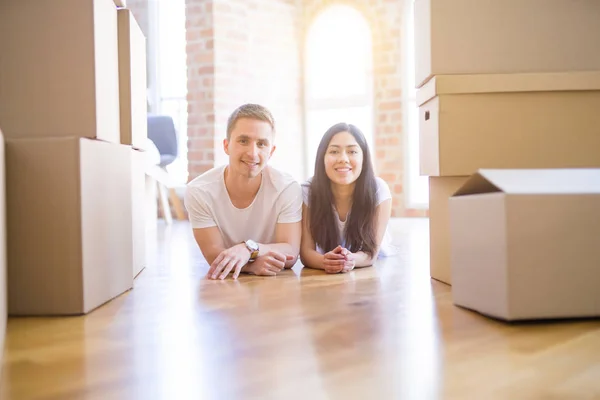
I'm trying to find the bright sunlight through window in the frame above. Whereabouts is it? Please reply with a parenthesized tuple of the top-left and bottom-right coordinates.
(156, 0, 188, 185)
(304, 5, 374, 179)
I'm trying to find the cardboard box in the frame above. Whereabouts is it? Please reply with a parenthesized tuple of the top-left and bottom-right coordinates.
(414, 0, 600, 88)
(6, 137, 133, 315)
(118, 9, 148, 148)
(132, 149, 146, 278)
(0, 0, 120, 143)
(145, 173, 158, 263)
(449, 169, 600, 321)
(429, 176, 469, 285)
(0, 129, 6, 369)
(418, 72, 600, 176)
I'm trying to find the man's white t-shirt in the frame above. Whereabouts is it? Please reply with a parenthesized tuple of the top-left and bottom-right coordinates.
(184, 165, 302, 248)
(301, 176, 394, 257)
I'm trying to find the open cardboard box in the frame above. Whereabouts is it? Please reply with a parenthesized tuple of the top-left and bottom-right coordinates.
(449, 169, 600, 321)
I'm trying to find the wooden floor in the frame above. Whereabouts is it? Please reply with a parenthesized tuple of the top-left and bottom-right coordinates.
(1, 219, 600, 400)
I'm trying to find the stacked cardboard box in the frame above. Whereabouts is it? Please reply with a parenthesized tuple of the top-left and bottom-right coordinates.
(118, 8, 148, 278)
(420, 72, 600, 284)
(415, 0, 600, 286)
(414, 0, 600, 88)
(0, 129, 5, 368)
(0, 0, 147, 315)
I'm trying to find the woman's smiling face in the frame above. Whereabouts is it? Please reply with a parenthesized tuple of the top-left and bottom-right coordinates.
(324, 131, 364, 186)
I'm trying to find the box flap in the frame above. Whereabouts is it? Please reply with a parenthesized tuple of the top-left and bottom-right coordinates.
(416, 71, 600, 106)
(416, 76, 438, 106)
(453, 169, 600, 197)
(452, 172, 503, 196)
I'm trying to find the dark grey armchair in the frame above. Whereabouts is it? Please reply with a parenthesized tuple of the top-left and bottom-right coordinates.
(146, 114, 185, 223)
(147, 114, 178, 168)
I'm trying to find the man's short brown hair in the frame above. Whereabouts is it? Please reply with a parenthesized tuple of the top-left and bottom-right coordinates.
(226, 104, 275, 140)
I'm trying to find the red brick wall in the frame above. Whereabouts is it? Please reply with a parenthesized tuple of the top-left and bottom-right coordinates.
(185, 0, 427, 217)
(213, 0, 304, 179)
(302, 0, 427, 217)
(185, 0, 303, 180)
(186, 0, 216, 177)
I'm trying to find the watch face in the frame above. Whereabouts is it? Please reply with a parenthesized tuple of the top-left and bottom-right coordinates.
(246, 239, 259, 251)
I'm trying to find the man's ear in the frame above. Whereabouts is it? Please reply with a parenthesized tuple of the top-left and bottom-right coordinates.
(269, 145, 276, 157)
(223, 138, 229, 155)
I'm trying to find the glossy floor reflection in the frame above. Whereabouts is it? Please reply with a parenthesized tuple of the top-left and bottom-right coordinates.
(2, 219, 600, 400)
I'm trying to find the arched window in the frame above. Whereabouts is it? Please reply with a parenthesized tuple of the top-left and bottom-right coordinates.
(304, 5, 374, 179)
(403, 0, 429, 207)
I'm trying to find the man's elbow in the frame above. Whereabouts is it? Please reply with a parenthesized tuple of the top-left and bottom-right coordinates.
(287, 240, 300, 262)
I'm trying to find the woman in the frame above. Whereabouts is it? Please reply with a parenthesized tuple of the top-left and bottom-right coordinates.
(300, 122, 393, 273)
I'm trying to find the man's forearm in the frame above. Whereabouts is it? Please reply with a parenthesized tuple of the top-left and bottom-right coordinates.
(202, 246, 227, 266)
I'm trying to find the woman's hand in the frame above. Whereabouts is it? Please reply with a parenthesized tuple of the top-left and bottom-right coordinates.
(340, 248, 356, 273)
(323, 245, 346, 274)
(323, 245, 355, 274)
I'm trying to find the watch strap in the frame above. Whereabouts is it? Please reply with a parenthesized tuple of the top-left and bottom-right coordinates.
(242, 241, 259, 262)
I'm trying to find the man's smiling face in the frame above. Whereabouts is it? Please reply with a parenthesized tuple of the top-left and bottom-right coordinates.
(224, 118, 276, 179)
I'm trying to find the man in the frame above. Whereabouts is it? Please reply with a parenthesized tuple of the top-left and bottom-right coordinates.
(184, 104, 302, 280)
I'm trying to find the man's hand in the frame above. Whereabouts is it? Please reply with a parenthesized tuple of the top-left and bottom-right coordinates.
(245, 251, 294, 277)
(207, 244, 251, 280)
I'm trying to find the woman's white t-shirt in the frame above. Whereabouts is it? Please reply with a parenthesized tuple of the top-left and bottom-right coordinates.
(301, 177, 394, 257)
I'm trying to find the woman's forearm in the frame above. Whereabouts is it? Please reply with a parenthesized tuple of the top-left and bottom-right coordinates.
(300, 248, 326, 270)
(352, 251, 377, 268)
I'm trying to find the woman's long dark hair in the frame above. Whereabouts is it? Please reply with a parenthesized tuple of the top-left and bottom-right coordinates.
(308, 122, 379, 257)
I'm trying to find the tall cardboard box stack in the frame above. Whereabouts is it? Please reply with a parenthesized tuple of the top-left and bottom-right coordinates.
(0, 0, 147, 315)
(414, 0, 600, 285)
(0, 129, 6, 370)
(118, 7, 148, 278)
(116, 2, 153, 279)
